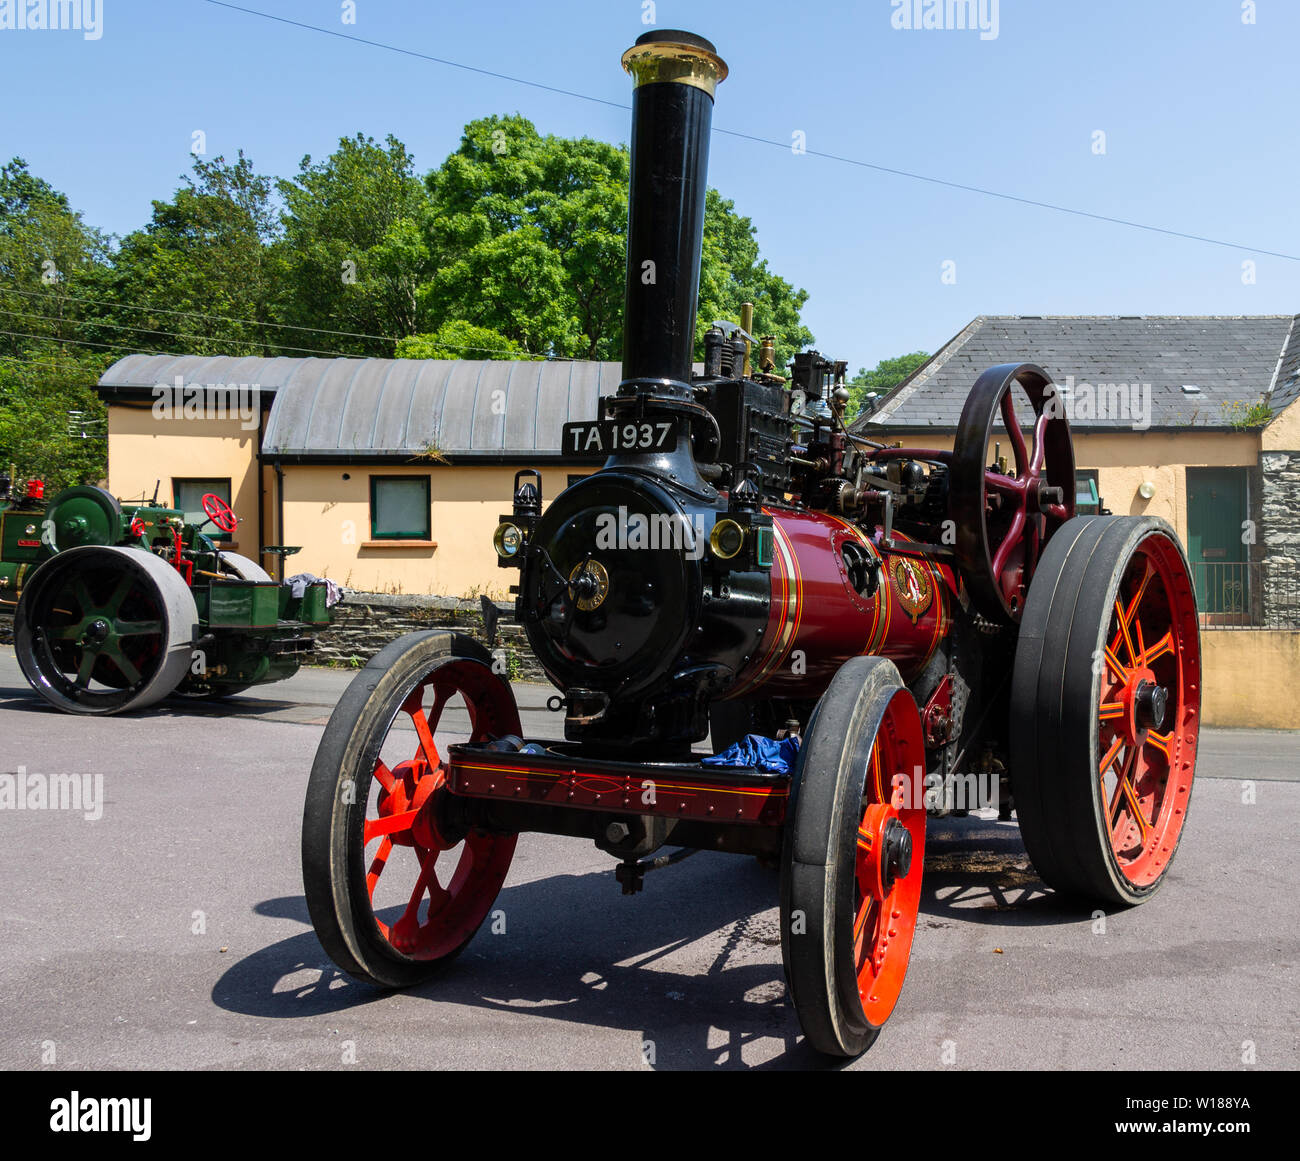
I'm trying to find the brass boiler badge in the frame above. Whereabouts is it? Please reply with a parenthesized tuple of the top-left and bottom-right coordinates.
(890, 556, 933, 624)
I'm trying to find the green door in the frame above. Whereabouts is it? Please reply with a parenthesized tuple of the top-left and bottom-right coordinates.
(1186, 467, 1248, 617)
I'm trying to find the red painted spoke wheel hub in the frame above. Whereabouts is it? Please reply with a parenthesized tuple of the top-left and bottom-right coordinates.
(1095, 536, 1199, 887)
(852, 702, 926, 1027)
(361, 660, 517, 962)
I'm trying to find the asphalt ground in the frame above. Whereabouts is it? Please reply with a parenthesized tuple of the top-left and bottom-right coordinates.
(0, 645, 1295, 1072)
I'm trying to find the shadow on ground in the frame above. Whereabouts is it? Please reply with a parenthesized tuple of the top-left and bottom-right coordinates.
(0, 682, 307, 720)
(212, 815, 1080, 1070)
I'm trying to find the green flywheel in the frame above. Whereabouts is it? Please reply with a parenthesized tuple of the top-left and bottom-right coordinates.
(46, 486, 124, 549)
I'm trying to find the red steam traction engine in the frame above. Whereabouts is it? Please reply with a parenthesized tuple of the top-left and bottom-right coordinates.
(301, 30, 1201, 1056)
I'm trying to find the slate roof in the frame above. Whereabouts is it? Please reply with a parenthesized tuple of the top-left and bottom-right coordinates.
(852, 315, 1300, 432)
(98, 354, 624, 460)
(1269, 315, 1300, 413)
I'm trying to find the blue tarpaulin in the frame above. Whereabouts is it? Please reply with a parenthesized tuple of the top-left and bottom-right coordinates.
(701, 734, 801, 774)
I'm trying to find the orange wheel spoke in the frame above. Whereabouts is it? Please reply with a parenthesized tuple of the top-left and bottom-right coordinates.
(1141, 630, 1173, 667)
(373, 760, 396, 793)
(1104, 645, 1128, 683)
(364, 809, 418, 843)
(853, 893, 874, 947)
(1122, 558, 1154, 627)
(1098, 701, 1125, 721)
(418, 848, 452, 915)
(398, 858, 435, 929)
(410, 707, 442, 771)
(1147, 730, 1172, 759)
(1098, 735, 1124, 777)
(365, 836, 393, 897)
(1114, 599, 1138, 666)
(1107, 748, 1136, 825)
(1106, 748, 1151, 845)
(1120, 775, 1151, 842)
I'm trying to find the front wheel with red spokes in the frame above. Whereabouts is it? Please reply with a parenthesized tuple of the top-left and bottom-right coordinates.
(1011, 516, 1202, 906)
(302, 632, 521, 988)
(781, 656, 927, 1057)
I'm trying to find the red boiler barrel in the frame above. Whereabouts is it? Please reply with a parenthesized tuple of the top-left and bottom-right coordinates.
(726, 508, 954, 700)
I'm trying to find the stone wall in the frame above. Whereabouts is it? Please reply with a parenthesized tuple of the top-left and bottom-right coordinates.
(1260, 451, 1300, 624)
(309, 591, 547, 681)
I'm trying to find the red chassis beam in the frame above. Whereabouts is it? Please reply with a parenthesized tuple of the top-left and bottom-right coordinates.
(445, 744, 789, 827)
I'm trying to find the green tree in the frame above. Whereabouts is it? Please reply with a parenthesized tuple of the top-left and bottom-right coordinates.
(0, 158, 111, 362)
(0, 352, 107, 493)
(90, 152, 283, 357)
(396, 320, 530, 360)
(279, 133, 433, 353)
(421, 116, 814, 366)
(422, 115, 624, 357)
(848, 351, 930, 417)
(0, 161, 110, 487)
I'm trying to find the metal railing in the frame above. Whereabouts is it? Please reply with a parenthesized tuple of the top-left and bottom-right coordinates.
(1191, 560, 1300, 630)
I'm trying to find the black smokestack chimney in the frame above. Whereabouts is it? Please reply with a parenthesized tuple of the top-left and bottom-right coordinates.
(620, 30, 727, 398)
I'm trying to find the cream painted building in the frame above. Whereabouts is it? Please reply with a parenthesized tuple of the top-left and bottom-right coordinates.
(96, 354, 617, 599)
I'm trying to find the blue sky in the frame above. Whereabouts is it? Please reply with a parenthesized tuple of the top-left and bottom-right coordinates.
(2, 0, 1298, 372)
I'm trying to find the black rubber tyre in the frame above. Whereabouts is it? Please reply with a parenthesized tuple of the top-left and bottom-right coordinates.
(302, 631, 521, 989)
(1011, 516, 1202, 906)
(780, 656, 927, 1057)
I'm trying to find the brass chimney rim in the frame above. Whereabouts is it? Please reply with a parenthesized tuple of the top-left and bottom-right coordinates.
(621, 30, 728, 97)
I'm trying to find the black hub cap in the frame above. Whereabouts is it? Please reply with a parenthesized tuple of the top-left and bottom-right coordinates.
(882, 817, 913, 891)
(83, 619, 110, 645)
(1135, 680, 1168, 730)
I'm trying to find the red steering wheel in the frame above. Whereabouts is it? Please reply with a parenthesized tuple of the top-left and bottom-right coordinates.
(202, 493, 239, 534)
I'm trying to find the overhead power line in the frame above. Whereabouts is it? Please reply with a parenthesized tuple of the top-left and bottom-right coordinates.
(0, 302, 583, 364)
(0, 305, 358, 360)
(0, 327, 150, 358)
(202, 0, 1299, 263)
(2, 286, 557, 358)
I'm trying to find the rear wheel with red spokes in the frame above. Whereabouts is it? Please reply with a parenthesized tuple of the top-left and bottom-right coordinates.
(302, 632, 521, 987)
(781, 656, 927, 1056)
(1011, 516, 1201, 905)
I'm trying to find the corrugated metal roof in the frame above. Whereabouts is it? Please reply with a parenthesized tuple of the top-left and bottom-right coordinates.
(98, 353, 318, 394)
(97, 354, 624, 458)
(851, 316, 1298, 431)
